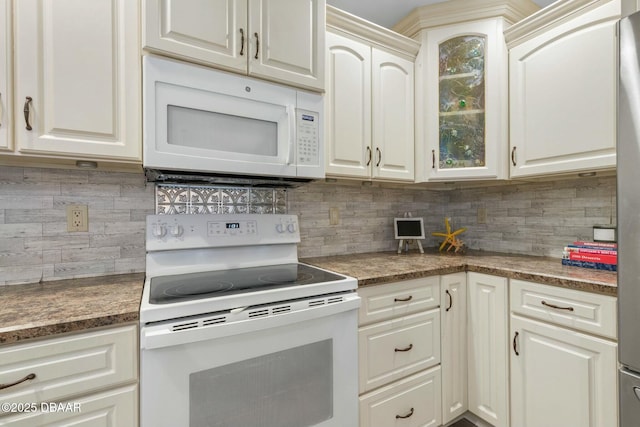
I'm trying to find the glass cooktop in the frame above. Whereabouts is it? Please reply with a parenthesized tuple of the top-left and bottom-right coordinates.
(149, 263, 346, 304)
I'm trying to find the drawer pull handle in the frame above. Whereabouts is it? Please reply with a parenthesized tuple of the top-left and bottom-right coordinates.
(254, 32, 259, 60)
(0, 373, 36, 390)
(394, 295, 412, 302)
(445, 289, 453, 311)
(395, 344, 413, 352)
(24, 96, 33, 131)
(541, 300, 574, 311)
(513, 331, 519, 356)
(396, 407, 414, 419)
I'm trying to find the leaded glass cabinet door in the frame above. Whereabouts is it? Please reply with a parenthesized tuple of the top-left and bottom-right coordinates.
(421, 20, 508, 181)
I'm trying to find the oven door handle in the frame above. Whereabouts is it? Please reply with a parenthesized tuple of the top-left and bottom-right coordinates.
(141, 295, 361, 350)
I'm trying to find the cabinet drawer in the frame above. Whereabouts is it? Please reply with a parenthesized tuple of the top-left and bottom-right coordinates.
(357, 277, 440, 326)
(359, 366, 441, 427)
(0, 325, 137, 407)
(0, 384, 138, 427)
(359, 308, 440, 393)
(510, 280, 617, 339)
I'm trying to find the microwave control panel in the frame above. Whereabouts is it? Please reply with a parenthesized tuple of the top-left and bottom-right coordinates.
(296, 109, 319, 166)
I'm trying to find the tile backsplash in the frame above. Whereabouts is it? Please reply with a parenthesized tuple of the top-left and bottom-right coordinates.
(0, 165, 616, 285)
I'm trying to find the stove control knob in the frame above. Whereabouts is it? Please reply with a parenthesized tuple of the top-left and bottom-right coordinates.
(170, 225, 183, 237)
(152, 224, 166, 238)
(276, 223, 285, 233)
(287, 223, 297, 233)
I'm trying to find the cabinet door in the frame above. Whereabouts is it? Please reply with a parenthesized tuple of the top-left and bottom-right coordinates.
(423, 19, 507, 181)
(510, 314, 618, 427)
(14, 0, 141, 161)
(249, 0, 325, 91)
(372, 48, 415, 181)
(509, 0, 619, 177)
(142, 0, 247, 73)
(325, 31, 372, 179)
(0, 0, 10, 152)
(467, 272, 509, 427)
(441, 273, 468, 424)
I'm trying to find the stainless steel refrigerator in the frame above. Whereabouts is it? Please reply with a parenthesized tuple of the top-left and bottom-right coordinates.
(618, 10, 640, 426)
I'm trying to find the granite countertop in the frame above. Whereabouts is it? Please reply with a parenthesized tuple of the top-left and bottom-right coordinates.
(0, 251, 617, 346)
(0, 273, 144, 345)
(302, 250, 617, 296)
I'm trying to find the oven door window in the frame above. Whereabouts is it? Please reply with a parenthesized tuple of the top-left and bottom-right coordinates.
(190, 340, 332, 427)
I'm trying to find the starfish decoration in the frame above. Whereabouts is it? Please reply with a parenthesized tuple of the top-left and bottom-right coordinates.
(432, 217, 467, 253)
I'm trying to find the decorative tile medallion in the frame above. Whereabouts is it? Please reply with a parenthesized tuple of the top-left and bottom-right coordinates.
(156, 184, 287, 215)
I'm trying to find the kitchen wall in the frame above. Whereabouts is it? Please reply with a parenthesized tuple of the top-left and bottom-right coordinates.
(0, 165, 616, 285)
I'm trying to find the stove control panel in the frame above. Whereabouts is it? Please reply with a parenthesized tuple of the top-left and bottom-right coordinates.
(146, 214, 300, 251)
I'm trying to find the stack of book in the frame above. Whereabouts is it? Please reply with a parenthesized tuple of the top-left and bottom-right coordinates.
(562, 241, 617, 271)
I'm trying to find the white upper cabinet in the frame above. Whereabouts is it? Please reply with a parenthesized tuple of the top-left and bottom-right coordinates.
(325, 31, 371, 178)
(13, 0, 141, 162)
(371, 48, 415, 181)
(143, 0, 325, 92)
(506, 0, 630, 177)
(325, 6, 419, 182)
(395, 0, 539, 182)
(0, 0, 11, 152)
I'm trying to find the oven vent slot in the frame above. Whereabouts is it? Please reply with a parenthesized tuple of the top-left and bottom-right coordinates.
(172, 321, 199, 331)
(308, 299, 326, 307)
(248, 309, 269, 318)
(327, 296, 344, 304)
(202, 316, 227, 326)
(272, 305, 291, 315)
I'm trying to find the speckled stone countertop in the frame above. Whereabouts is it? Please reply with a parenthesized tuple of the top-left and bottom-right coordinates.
(0, 273, 144, 345)
(302, 250, 617, 296)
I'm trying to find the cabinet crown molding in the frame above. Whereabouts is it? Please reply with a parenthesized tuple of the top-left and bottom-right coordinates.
(327, 5, 420, 57)
(504, 0, 622, 46)
(392, 0, 540, 38)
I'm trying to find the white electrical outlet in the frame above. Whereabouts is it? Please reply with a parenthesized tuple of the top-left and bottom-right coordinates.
(66, 205, 88, 232)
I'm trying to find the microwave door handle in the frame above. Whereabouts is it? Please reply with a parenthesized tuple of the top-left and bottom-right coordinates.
(287, 105, 296, 165)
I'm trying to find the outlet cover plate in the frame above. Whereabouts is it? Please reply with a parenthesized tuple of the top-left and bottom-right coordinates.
(67, 205, 88, 232)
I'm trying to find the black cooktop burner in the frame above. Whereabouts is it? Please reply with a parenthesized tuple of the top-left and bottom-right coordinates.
(149, 263, 345, 304)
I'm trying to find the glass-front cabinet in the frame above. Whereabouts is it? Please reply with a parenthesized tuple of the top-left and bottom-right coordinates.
(422, 20, 507, 181)
(395, 0, 539, 182)
(438, 35, 487, 171)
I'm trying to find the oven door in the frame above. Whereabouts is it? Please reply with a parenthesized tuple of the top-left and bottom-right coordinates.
(143, 55, 298, 178)
(140, 294, 360, 427)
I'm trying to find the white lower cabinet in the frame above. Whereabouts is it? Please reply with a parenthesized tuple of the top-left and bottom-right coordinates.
(509, 280, 618, 427)
(467, 272, 510, 427)
(0, 325, 138, 427)
(510, 314, 618, 427)
(357, 277, 441, 427)
(359, 367, 442, 427)
(440, 273, 468, 424)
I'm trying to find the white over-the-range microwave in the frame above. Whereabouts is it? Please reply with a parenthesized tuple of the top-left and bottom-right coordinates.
(143, 55, 324, 185)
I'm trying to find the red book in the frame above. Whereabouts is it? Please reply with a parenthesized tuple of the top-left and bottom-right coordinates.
(565, 246, 617, 256)
(569, 252, 617, 265)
